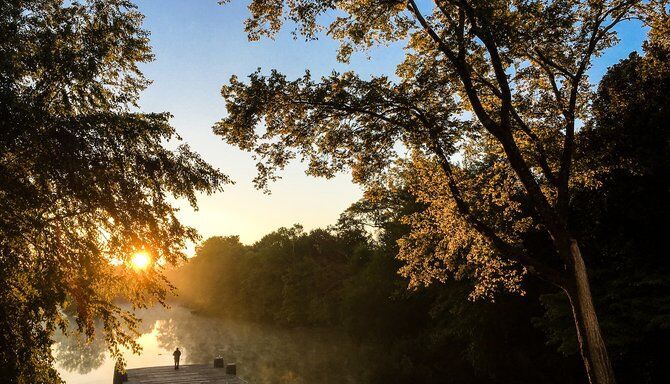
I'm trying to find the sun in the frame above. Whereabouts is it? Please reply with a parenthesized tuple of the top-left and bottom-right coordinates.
(131, 251, 151, 270)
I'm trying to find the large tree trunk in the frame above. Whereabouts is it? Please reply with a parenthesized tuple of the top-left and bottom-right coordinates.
(563, 239, 616, 384)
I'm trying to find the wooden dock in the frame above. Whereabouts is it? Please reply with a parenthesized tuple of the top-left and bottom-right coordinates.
(124, 364, 248, 384)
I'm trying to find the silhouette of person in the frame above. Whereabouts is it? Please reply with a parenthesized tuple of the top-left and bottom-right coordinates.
(173, 348, 181, 370)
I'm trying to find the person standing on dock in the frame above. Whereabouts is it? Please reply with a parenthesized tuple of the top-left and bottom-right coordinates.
(173, 348, 181, 370)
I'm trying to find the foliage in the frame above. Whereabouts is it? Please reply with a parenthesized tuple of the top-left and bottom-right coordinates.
(172, 214, 585, 383)
(172, 226, 355, 326)
(0, 1, 228, 382)
(171, 176, 584, 382)
(214, 0, 664, 296)
(215, 1, 667, 381)
(536, 23, 670, 383)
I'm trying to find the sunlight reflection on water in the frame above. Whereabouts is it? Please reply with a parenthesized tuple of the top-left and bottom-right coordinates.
(55, 318, 175, 384)
(54, 306, 364, 384)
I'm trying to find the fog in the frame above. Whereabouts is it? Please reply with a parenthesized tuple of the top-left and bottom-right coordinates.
(55, 306, 372, 384)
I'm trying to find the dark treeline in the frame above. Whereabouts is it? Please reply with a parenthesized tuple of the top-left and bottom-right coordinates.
(171, 227, 581, 384)
(170, 45, 669, 384)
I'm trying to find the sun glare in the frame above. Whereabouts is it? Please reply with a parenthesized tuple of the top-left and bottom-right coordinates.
(131, 252, 151, 270)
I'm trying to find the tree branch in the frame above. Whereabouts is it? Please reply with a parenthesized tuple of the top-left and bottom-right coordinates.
(422, 117, 565, 287)
(408, 0, 568, 245)
(406, 0, 498, 130)
(557, 0, 635, 216)
(531, 49, 577, 81)
(473, 66, 558, 187)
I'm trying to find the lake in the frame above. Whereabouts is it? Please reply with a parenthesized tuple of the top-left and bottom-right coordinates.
(54, 305, 370, 384)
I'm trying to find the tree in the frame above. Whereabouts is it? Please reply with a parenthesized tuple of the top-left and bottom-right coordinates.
(214, 1, 666, 382)
(539, 23, 670, 383)
(0, 1, 228, 382)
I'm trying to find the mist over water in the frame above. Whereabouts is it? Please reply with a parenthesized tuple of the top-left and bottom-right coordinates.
(54, 306, 368, 384)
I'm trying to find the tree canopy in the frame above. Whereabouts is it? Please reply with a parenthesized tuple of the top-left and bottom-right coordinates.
(0, 1, 228, 382)
(215, 1, 668, 382)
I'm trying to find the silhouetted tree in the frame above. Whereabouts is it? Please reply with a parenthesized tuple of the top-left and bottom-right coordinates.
(214, 1, 666, 382)
(0, 1, 227, 382)
(537, 21, 670, 383)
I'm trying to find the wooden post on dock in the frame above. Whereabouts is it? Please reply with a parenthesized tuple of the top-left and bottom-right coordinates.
(225, 363, 236, 375)
(214, 357, 225, 368)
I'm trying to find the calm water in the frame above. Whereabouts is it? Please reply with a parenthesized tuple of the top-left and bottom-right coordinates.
(54, 306, 367, 384)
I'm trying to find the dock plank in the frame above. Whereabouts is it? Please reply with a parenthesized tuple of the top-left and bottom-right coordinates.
(125, 364, 247, 384)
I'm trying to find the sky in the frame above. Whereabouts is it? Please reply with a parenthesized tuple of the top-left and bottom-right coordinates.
(134, 0, 647, 249)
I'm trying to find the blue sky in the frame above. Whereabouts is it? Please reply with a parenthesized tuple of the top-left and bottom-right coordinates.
(134, 0, 647, 247)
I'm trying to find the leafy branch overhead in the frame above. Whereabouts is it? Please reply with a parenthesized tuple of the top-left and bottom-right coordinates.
(216, 0, 654, 288)
(216, 69, 463, 189)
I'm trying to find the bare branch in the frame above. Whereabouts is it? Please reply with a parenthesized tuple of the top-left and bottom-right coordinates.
(557, 0, 637, 215)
